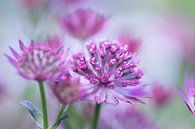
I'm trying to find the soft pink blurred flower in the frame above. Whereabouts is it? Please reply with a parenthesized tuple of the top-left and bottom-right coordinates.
(60, 9, 108, 40)
(100, 105, 160, 129)
(71, 40, 149, 105)
(49, 72, 85, 104)
(152, 82, 173, 107)
(178, 74, 195, 115)
(158, 16, 195, 65)
(118, 34, 141, 53)
(46, 35, 63, 49)
(6, 40, 67, 82)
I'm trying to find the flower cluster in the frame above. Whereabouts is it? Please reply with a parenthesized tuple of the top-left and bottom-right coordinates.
(6, 40, 67, 82)
(71, 40, 148, 105)
(60, 9, 107, 40)
(100, 105, 159, 129)
(49, 72, 84, 105)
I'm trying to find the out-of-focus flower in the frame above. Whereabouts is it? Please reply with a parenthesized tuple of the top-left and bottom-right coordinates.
(158, 16, 195, 65)
(118, 34, 141, 53)
(60, 9, 107, 40)
(100, 105, 160, 129)
(152, 82, 173, 107)
(6, 40, 67, 82)
(49, 72, 84, 104)
(71, 40, 148, 105)
(46, 35, 63, 49)
(178, 74, 195, 115)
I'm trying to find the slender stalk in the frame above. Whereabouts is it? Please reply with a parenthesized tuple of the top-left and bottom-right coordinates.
(38, 81, 49, 129)
(92, 104, 102, 129)
(51, 104, 69, 129)
(55, 105, 69, 124)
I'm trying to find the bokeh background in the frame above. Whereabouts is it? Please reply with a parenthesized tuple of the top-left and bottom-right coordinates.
(0, 0, 195, 129)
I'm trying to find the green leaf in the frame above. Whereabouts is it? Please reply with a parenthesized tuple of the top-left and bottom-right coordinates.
(20, 100, 43, 128)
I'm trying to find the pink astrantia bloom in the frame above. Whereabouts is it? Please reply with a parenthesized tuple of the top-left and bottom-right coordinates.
(71, 40, 148, 105)
(118, 34, 141, 53)
(46, 35, 63, 49)
(100, 105, 160, 129)
(152, 83, 173, 107)
(179, 74, 195, 115)
(6, 40, 67, 82)
(49, 72, 84, 104)
(60, 9, 107, 40)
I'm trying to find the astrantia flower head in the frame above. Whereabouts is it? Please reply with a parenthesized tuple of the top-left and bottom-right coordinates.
(49, 72, 84, 104)
(100, 105, 160, 129)
(60, 8, 107, 40)
(71, 40, 148, 105)
(46, 35, 63, 49)
(152, 82, 173, 107)
(119, 34, 141, 53)
(100, 104, 159, 129)
(6, 40, 67, 82)
(179, 74, 195, 115)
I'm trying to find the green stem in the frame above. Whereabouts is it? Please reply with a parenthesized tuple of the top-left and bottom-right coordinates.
(92, 104, 102, 129)
(55, 105, 66, 122)
(56, 105, 69, 124)
(51, 104, 69, 129)
(38, 81, 49, 129)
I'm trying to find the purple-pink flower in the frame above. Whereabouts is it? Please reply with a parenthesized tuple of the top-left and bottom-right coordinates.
(100, 105, 160, 129)
(71, 40, 148, 105)
(6, 40, 67, 82)
(49, 72, 84, 104)
(152, 82, 173, 107)
(60, 9, 107, 40)
(118, 34, 141, 53)
(46, 35, 63, 49)
(179, 74, 195, 115)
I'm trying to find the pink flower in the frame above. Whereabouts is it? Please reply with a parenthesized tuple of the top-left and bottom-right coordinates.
(60, 9, 107, 40)
(49, 72, 84, 104)
(118, 34, 141, 53)
(46, 35, 63, 49)
(6, 40, 67, 82)
(152, 82, 173, 107)
(178, 74, 195, 115)
(71, 40, 148, 105)
(100, 105, 160, 129)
